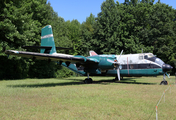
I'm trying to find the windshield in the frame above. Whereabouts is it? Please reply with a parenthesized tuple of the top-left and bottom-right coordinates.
(155, 58, 164, 66)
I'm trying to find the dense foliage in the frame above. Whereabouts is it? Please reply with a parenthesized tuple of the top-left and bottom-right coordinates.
(0, 0, 176, 79)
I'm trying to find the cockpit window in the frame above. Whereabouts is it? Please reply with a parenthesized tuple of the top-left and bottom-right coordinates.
(148, 53, 154, 58)
(144, 53, 154, 59)
(155, 58, 164, 66)
(144, 55, 148, 59)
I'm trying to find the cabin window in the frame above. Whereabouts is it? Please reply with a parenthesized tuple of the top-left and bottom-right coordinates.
(144, 55, 148, 59)
(130, 65, 134, 69)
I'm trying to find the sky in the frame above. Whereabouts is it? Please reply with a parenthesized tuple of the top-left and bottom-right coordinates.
(48, 0, 176, 23)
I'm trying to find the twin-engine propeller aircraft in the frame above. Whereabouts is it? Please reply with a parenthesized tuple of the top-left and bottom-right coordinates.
(5, 25, 173, 85)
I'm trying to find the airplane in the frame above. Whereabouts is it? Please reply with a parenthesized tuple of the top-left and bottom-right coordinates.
(5, 25, 173, 85)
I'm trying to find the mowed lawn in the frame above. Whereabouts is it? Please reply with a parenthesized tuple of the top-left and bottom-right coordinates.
(0, 76, 176, 120)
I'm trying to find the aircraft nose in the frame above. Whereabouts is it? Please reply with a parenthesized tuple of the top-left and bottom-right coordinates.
(162, 64, 173, 72)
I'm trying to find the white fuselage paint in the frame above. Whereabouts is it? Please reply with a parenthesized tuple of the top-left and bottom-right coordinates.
(115, 53, 161, 67)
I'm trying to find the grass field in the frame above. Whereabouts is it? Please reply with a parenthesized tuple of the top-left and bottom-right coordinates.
(0, 76, 176, 120)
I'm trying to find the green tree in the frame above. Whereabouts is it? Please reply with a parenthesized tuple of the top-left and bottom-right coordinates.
(0, 0, 58, 79)
(27, 0, 62, 78)
(94, 0, 122, 54)
(148, 3, 176, 65)
(80, 13, 96, 56)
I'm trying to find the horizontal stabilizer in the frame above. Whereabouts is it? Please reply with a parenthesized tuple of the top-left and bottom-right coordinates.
(56, 47, 73, 50)
(22, 46, 52, 54)
(22, 46, 73, 54)
(23, 46, 73, 50)
(22, 46, 52, 50)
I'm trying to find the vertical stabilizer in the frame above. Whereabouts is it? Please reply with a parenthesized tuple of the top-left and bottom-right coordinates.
(89, 50, 98, 56)
(41, 25, 56, 54)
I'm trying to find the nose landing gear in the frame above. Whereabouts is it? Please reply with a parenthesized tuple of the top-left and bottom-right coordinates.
(160, 74, 168, 85)
(160, 64, 173, 85)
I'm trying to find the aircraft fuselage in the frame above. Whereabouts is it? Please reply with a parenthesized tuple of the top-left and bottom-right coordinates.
(62, 53, 172, 77)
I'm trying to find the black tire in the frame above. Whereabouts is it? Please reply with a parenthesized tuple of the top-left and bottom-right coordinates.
(84, 78, 93, 84)
(160, 81, 164, 85)
(84, 78, 89, 84)
(89, 78, 93, 83)
(160, 81, 168, 85)
(164, 81, 168, 85)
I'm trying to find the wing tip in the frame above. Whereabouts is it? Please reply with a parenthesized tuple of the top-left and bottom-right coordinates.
(5, 50, 19, 54)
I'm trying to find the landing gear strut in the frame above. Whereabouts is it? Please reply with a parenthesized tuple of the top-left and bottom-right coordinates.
(160, 74, 168, 85)
(84, 73, 93, 84)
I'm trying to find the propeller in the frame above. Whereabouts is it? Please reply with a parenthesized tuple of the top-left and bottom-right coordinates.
(107, 59, 120, 65)
(116, 50, 123, 81)
(107, 50, 123, 81)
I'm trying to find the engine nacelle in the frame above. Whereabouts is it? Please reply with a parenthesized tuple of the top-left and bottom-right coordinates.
(98, 58, 114, 70)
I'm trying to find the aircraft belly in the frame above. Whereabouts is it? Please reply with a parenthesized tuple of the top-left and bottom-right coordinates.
(107, 68, 163, 76)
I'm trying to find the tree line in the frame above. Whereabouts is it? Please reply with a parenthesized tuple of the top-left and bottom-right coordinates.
(0, 0, 176, 79)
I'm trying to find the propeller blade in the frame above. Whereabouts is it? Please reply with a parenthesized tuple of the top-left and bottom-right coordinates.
(107, 59, 115, 63)
(107, 59, 120, 65)
(117, 68, 120, 81)
(116, 50, 123, 81)
(118, 50, 123, 61)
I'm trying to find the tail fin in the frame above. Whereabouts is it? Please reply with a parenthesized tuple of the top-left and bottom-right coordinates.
(89, 50, 98, 56)
(40, 25, 56, 54)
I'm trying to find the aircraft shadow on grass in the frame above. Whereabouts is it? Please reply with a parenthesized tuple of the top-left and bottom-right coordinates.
(7, 78, 156, 88)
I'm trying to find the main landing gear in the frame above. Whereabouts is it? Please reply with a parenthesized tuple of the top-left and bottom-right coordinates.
(84, 78, 93, 84)
(160, 74, 168, 85)
(84, 73, 93, 84)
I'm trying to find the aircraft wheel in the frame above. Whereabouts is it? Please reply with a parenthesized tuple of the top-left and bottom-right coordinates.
(89, 78, 93, 83)
(84, 78, 88, 84)
(160, 81, 168, 85)
(84, 78, 93, 84)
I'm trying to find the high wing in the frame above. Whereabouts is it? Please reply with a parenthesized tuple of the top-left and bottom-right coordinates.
(5, 25, 99, 67)
(5, 50, 99, 66)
